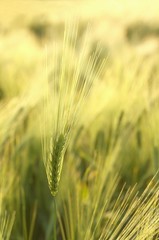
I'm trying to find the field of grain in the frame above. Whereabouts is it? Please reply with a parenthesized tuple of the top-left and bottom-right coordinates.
(1, 1, 159, 239)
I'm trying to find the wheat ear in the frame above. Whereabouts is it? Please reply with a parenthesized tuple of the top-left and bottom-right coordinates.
(42, 20, 106, 197)
(48, 134, 66, 196)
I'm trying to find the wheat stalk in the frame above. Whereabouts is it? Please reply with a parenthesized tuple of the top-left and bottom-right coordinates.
(0, 212, 15, 240)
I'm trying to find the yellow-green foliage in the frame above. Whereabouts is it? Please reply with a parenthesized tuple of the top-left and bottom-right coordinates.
(0, 152, 16, 240)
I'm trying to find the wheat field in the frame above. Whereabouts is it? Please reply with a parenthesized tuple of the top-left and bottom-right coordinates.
(0, 1, 159, 239)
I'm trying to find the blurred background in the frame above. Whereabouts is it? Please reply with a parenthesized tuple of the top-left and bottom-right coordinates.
(1, 0, 159, 100)
(1, 0, 159, 54)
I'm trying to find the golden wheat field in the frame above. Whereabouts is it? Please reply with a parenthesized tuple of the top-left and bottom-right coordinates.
(1, 1, 159, 239)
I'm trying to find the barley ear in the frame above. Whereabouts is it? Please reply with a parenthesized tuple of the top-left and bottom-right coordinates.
(48, 134, 66, 196)
(42, 20, 106, 197)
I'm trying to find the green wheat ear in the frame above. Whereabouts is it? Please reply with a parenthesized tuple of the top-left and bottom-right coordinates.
(42, 20, 106, 197)
(48, 134, 66, 196)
